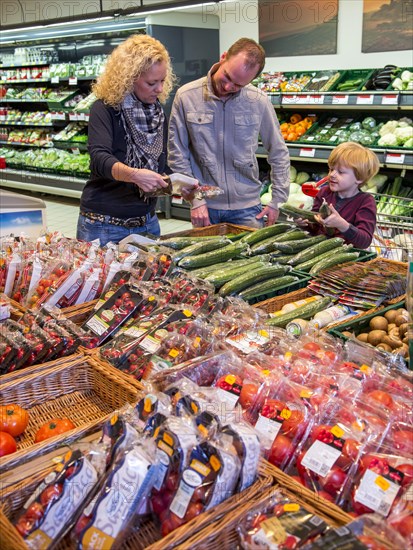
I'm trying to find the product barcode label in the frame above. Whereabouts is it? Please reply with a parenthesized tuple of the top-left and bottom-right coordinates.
(301, 440, 341, 477)
(255, 414, 282, 445)
(170, 480, 196, 519)
(354, 469, 399, 516)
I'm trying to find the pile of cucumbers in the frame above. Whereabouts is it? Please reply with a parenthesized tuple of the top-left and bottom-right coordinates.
(159, 220, 360, 303)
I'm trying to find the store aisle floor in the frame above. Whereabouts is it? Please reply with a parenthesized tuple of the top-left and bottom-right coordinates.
(5, 190, 192, 238)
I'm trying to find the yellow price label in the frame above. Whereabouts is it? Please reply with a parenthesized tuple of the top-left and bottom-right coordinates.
(190, 459, 211, 477)
(163, 433, 173, 446)
(110, 413, 119, 425)
(169, 348, 179, 358)
(225, 374, 236, 385)
(375, 476, 390, 491)
(190, 401, 199, 414)
(183, 309, 192, 317)
(262, 369, 270, 376)
(210, 455, 221, 472)
(148, 296, 155, 301)
(144, 397, 153, 413)
(193, 336, 201, 348)
(258, 329, 269, 338)
(360, 364, 372, 375)
(160, 255, 167, 261)
(280, 409, 292, 420)
(284, 503, 300, 512)
(284, 351, 293, 361)
(300, 389, 312, 398)
(331, 425, 345, 438)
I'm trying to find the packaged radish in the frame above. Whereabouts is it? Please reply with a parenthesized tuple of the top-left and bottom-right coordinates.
(220, 420, 261, 492)
(291, 399, 372, 505)
(150, 416, 199, 524)
(347, 443, 413, 518)
(303, 514, 406, 550)
(237, 490, 328, 549)
(74, 440, 159, 549)
(13, 448, 102, 549)
(160, 436, 241, 536)
(82, 284, 143, 345)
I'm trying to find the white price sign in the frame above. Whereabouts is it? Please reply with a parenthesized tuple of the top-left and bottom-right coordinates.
(332, 95, 349, 105)
(299, 148, 316, 158)
(307, 94, 324, 105)
(282, 95, 309, 105)
(69, 77, 78, 86)
(385, 153, 405, 164)
(356, 95, 374, 105)
(50, 76, 59, 84)
(381, 95, 398, 105)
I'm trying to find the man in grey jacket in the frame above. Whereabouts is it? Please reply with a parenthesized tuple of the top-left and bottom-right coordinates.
(168, 37, 290, 228)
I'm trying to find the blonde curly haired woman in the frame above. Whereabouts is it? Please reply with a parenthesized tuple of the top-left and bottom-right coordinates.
(77, 34, 176, 246)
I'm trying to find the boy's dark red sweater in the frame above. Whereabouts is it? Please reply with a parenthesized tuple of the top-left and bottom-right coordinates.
(310, 187, 377, 249)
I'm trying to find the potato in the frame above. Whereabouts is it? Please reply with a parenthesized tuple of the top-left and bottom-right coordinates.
(395, 313, 409, 326)
(367, 329, 387, 346)
(369, 316, 388, 332)
(387, 323, 396, 332)
(356, 333, 369, 343)
(384, 309, 399, 324)
(398, 323, 408, 338)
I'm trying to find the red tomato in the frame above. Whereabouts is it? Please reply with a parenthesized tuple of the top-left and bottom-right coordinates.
(151, 494, 165, 516)
(397, 463, 413, 488)
(74, 515, 91, 538)
(169, 512, 185, 531)
(39, 484, 63, 507)
(319, 467, 347, 497)
(281, 409, 306, 439)
(303, 342, 321, 352)
(318, 490, 335, 503)
(161, 518, 173, 537)
(238, 383, 258, 410)
(25, 502, 45, 521)
(391, 514, 413, 540)
(192, 485, 207, 504)
(393, 430, 413, 455)
(184, 502, 203, 521)
(34, 418, 75, 443)
(366, 390, 394, 409)
(165, 471, 180, 493)
(336, 439, 359, 470)
(268, 434, 294, 469)
(15, 516, 36, 537)
(0, 431, 17, 457)
(0, 404, 29, 437)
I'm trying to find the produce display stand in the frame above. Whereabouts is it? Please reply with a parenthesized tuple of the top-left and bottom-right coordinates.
(0, 354, 143, 472)
(0, 459, 274, 550)
(159, 222, 254, 238)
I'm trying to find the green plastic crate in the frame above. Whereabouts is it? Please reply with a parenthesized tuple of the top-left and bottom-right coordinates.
(331, 69, 374, 92)
(243, 269, 311, 305)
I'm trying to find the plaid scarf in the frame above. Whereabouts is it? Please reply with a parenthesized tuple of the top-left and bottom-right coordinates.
(120, 92, 165, 172)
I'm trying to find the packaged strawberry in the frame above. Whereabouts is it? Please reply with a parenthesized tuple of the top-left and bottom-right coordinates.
(290, 399, 373, 506)
(150, 416, 199, 526)
(13, 448, 103, 549)
(302, 514, 406, 550)
(74, 439, 159, 549)
(159, 434, 241, 536)
(237, 490, 328, 550)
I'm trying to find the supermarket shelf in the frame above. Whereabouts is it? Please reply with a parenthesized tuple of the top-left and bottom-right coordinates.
(0, 79, 49, 84)
(0, 62, 50, 68)
(170, 196, 191, 221)
(0, 167, 85, 198)
(269, 91, 413, 109)
(256, 143, 413, 169)
(0, 99, 49, 104)
(0, 140, 53, 148)
(0, 121, 55, 127)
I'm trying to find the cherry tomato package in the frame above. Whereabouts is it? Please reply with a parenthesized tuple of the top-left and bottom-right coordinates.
(291, 399, 373, 505)
(74, 440, 159, 550)
(82, 284, 143, 345)
(0, 326, 31, 373)
(8, 318, 52, 366)
(237, 490, 328, 550)
(39, 304, 100, 349)
(132, 390, 172, 436)
(13, 449, 101, 549)
(160, 437, 241, 536)
(26, 259, 72, 309)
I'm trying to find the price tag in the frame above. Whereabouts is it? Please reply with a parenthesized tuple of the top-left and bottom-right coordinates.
(171, 196, 183, 204)
(381, 94, 398, 105)
(51, 76, 59, 84)
(69, 77, 78, 86)
(356, 94, 373, 105)
(385, 153, 405, 165)
(77, 112, 85, 121)
(301, 440, 341, 477)
(84, 114, 89, 122)
(282, 94, 309, 105)
(71, 148, 80, 155)
(355, 469, 400, 516)
(332, 94, 349, 104)
(299, 148, 316, 158)
(307, 94, 324, 105)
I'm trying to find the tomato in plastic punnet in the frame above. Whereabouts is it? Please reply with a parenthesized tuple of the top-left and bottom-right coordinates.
(397, 463, 413, 488)
(184, 502, 203, 521)
(391, 513, 413, 540)
(268, 434, 295, 468)
(39, 483, 63, 507)
(319, 466, 347, 497)
(25, 502, 45, 521)
(0, 431, 17, 456)
(366, 390, 394, 409)
(281, 409, 306, 439)
(0, 404, 29, 437)
(238, 383, 258, 410)
(393, 430, 413, 455)
(34, 418, 75, 443)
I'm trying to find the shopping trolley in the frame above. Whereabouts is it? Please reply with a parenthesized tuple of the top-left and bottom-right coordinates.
(372, 193, 413, 261)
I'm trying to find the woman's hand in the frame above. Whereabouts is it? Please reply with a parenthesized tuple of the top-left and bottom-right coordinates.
(131, 169, 169, 193)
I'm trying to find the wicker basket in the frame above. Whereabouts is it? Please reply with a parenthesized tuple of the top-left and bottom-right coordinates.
(0, 460, 274, 550)
(160, 222, 254, 239)
(60, 299, 98, 325)
(0, 354, 143, 472)
(253, 287, 315, 314)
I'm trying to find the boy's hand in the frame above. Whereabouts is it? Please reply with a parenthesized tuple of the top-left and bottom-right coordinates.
(316, 204, 350, 233)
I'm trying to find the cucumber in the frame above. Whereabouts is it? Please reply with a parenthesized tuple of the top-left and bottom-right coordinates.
(238, 274, 298, 301)
(205, 258, 268, 287)
(172, 237, 230, 263)
(294, 245, 353, 271)
(265, 297, 331, 327)
(240, 223, 293, 245)
(309, 252, 360, 276)
(279, 204, 318, 222)
(250, 230, 308, 255)
(288, 237, 345, 266)
(218, 264, 292, 297)
(160, 236, 223, 249)
(226, 231, 251, 241)
(318, 199, 335, 237)
(190, 255, 272, 278)
(268, 254, 296, 264)
(178, 241, 248, 269)
(271, 235, 326, 254)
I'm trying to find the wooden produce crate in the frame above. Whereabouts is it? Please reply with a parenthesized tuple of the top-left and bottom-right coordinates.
(0, 460, 274, 550)
(160, 222, 254, 239)
(0, 354, 143, 472)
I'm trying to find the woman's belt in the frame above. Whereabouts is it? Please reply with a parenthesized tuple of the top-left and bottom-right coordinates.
(80, 209, 155, 228)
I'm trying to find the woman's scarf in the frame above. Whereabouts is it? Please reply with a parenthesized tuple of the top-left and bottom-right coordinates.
(120, 92, 165, 172)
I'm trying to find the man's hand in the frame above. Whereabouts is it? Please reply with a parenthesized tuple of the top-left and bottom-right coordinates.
(181, 184, 200, 202)
(191, 205, 210, 227)
(257, 205, 279, 226)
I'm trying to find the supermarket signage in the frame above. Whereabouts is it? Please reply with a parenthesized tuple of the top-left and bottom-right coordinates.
(385, 153, 405, 164)
(356, 95, 373, 105)
(381, 95, 398, 105)
(282, 94, 310, 105)
(299, 148, 316, 158)
(51, 76, 59, 84)
(332, 95, 349, 104)
(69, 77, 78, 86)
(306, 95, 324, 105)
